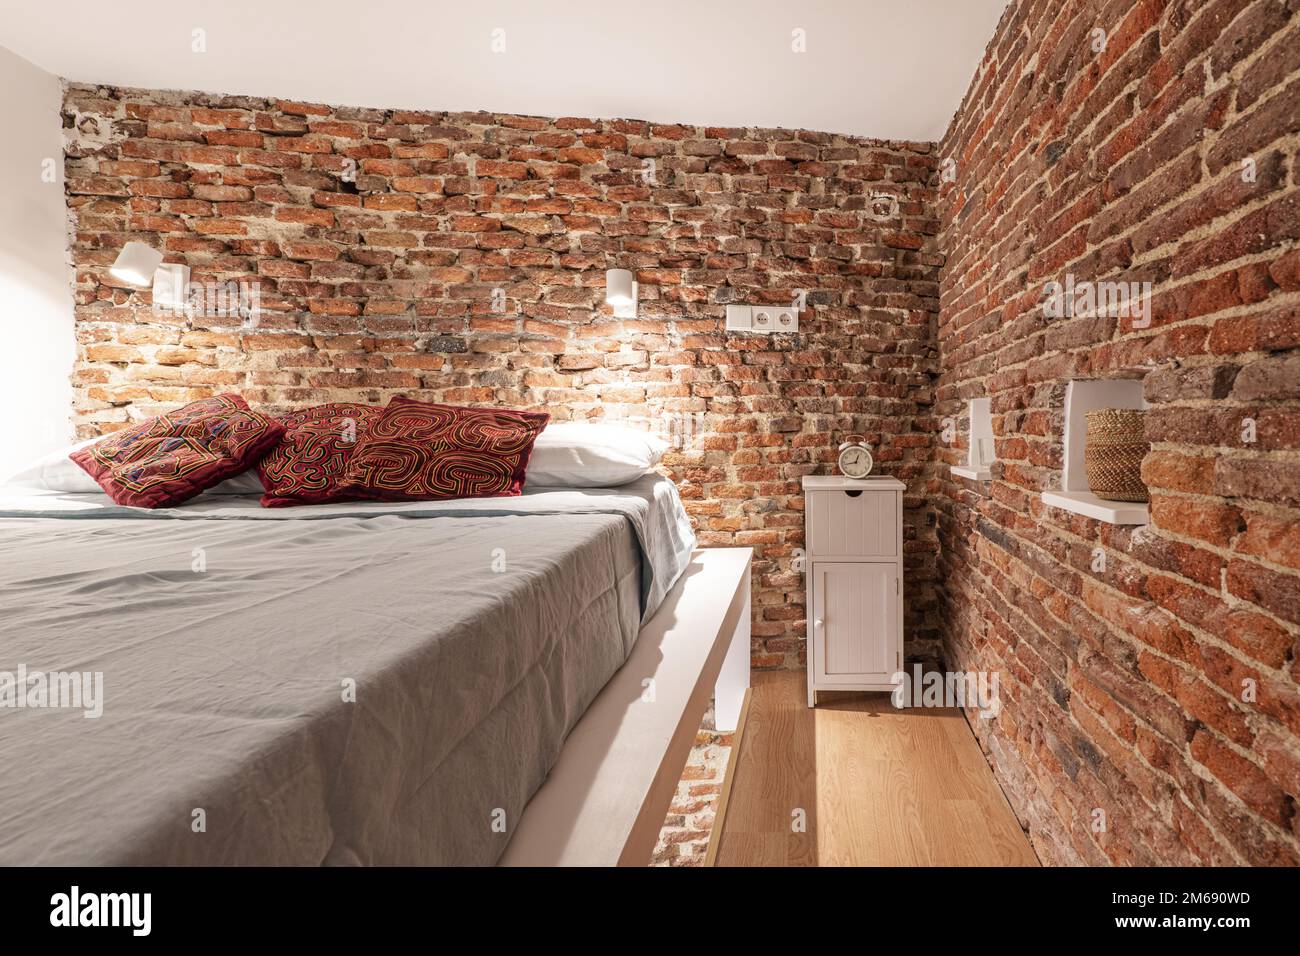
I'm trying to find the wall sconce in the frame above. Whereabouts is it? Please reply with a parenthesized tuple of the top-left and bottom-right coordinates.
(109, 241, 165, 287)
(605, 268, 637, 319)
(152, 263, 192, 310)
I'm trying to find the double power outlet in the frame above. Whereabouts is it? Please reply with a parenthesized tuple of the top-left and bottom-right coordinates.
(725, 304, 799, 333)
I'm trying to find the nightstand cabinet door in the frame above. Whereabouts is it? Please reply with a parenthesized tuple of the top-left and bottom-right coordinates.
(811, 562, 899, 684)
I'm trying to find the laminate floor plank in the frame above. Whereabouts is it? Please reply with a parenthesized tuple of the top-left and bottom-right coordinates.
(714, 671, 1038, 867)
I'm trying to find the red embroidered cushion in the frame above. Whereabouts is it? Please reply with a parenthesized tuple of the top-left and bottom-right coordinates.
(70, 394, 285, 509)
(337, 397, 549, 502)
(257, 403, 382, 508)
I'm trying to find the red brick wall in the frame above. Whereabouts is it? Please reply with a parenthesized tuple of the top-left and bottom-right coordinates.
(937, 0, 1300, 864)
(62, 83, 944, 670)
(653, 705, 735, 866)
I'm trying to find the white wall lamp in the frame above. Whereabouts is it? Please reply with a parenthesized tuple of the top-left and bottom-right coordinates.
(110, 241, 191, 311)
(605, 268, 637, 319)
(109, 241, 164, 287)
(152, 263, 192, 310)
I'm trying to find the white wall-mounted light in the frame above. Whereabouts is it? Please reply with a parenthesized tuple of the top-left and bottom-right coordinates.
(152, 263, 191, 310)
(605, 268, 637, 319)
(109, 241, 164, 287)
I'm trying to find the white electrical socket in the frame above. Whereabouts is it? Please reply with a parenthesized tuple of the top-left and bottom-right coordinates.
(725, 303, 799, 333)
(770, 306, 798, 332)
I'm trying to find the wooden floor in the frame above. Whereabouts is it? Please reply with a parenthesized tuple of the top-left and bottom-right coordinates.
(713, 671, 1039, 866)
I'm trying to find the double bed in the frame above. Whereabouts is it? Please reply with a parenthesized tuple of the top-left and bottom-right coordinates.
(0, 475, 714, 866)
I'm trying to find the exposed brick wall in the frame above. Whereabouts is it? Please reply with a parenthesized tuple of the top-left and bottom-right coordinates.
(62, 83, 944, 670)
(60, 1, 1296, 868)
(936, 0, 1300, 864)
(652, 706, 734, 867)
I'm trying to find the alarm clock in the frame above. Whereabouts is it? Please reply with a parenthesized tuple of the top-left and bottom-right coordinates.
(837, 434, 874, 478)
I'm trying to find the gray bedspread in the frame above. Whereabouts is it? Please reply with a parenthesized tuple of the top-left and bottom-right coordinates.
(0, 476, 694, 866)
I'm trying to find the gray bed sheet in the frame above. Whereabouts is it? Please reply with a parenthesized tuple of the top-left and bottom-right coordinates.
(0, 476, 695, 866)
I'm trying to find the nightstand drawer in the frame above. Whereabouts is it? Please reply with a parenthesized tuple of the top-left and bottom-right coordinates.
(806, 487, 899, 557)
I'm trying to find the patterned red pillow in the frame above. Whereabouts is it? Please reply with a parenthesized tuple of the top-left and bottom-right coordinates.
(336, 397, 549, 502)
(257, 403, 382, 508)
(70, 394, 285, 509)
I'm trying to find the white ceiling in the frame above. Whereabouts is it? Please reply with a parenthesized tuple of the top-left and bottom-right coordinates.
(1, 0, 1008, 142)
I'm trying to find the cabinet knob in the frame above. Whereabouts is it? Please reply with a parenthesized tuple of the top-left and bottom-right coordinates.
(815, 618, 824, 629)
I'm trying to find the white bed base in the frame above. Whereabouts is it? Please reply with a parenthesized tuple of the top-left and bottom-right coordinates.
(500, 546, 752, 867)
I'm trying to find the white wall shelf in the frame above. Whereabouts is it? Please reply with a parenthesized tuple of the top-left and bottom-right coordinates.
(1042, 490, 1148, 524)
(950, 397, 994, 483)
(1040, 379, 1149, 526)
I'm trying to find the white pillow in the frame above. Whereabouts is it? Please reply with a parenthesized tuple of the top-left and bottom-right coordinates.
(526, 422, 669, 488)
(4, 438, 264, 495)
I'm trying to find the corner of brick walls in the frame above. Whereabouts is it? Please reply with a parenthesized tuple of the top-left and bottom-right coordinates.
(936, 0, 1300, 864)
(62, 85, 947, 671)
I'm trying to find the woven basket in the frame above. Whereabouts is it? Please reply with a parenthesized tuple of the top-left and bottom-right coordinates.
(1084, 408, 1149, 502)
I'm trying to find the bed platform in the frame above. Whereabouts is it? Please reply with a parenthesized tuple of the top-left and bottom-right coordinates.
(0, 480, 746, 867)
(501, 546, 752, 867)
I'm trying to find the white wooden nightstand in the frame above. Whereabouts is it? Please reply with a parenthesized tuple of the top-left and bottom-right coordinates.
(801, 475, 905, 707)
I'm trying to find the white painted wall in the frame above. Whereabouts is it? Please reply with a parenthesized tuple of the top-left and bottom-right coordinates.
(1, 0, 1009, 142)
(0, 45, 74, 480)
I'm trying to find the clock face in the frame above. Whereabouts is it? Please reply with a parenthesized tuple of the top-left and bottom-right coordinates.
(838, 444, 873, 478)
